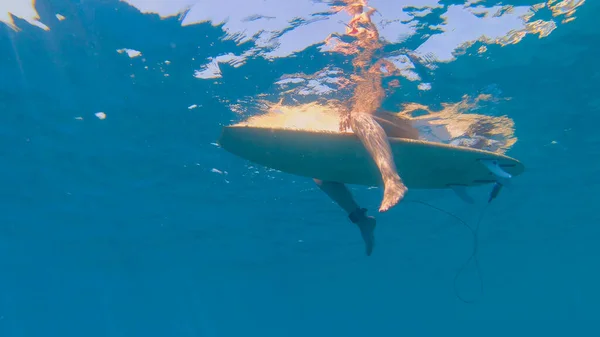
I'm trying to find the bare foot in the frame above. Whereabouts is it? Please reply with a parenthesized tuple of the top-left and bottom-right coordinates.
(379, 179, 407, 212)
(356, 215, 376, 256)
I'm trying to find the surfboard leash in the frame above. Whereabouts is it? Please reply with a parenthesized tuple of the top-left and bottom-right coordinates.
(404, 199, 490, 304)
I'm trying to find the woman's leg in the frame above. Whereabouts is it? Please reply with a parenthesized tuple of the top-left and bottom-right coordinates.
(313, 179, 360, 214)
(313, 179, 376, 256)
(350, 112, 407, 212)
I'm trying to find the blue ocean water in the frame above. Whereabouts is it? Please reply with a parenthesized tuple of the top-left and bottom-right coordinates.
(1, 0, 599, 335)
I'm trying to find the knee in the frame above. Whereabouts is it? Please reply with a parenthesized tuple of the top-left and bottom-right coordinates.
(313, 178, 324, 186)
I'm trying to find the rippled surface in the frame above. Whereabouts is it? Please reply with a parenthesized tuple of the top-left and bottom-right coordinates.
(1, 0, 599, 335)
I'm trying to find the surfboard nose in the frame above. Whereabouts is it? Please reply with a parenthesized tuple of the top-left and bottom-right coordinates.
(217, 126, 239, 151)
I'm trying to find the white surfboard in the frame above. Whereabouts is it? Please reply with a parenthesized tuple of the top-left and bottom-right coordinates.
(218, 125, 524, 189)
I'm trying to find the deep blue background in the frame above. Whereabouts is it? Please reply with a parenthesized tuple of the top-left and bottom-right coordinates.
(1, 0, 599, 335)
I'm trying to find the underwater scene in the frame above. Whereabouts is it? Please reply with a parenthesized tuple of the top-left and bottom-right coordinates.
(0, 0, 597, 335)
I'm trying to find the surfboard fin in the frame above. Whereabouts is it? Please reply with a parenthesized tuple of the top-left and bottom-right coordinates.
(479, 159, 512, 187)
(449, 185, 475, 204)
(478, 159, 512, 203)
(488, 182, 503, 203)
